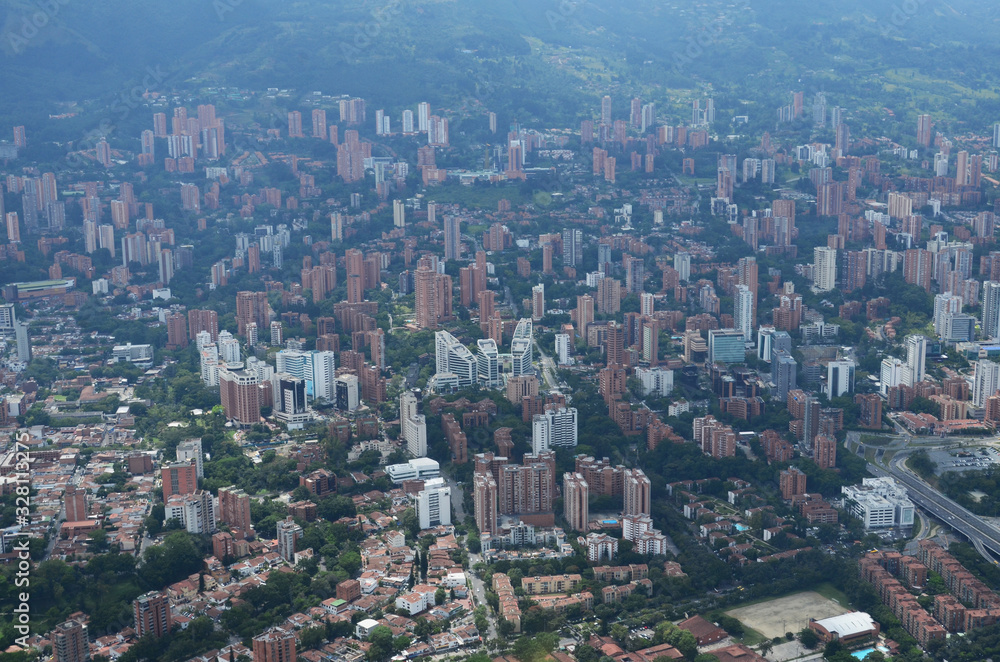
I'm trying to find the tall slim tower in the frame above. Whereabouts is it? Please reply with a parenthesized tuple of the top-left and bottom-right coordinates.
(563, 472, 589, 532)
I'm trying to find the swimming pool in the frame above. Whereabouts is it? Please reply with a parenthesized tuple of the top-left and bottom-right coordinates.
(851, 645, 888, 660)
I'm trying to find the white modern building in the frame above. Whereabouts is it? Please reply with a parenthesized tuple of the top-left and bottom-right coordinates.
(400, 390, 427, 457)
(510, 318, 533, 377)
(826, 359, 855, 399)
(164, 490, 216, 534)
(903, 334, 926, 387)
(435, 330, 477, 388)
(734, 284, 755, 341)
(477, 339, 500, 386)
(531, 406, 578, 454)
(334, 374, 360, 411)
(813, 247, 837, 292)
(416, 477, 452, 530)
(555, 334, 572, 365)
(634, 366, 674, 397)
(386, 458, 441, 483)
(842, 477, 915, 530)
(973, 359, 1000, 407)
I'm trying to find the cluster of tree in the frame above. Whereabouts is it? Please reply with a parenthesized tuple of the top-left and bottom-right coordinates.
(940, 467, 1000, 516)
(0, 532, 204, 648)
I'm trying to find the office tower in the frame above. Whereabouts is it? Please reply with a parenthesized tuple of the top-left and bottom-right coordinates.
(563, 472, 589, 532)
(444, 215, 460, 260)
(330, 375, 357, 411)
(708, 329, 745, 365)
(218, 487, 253, 535)
(477, 339, 500, 386)
(53, 619, 89, 662)
(402, 109, 414, 133)
(814, 434, 837, 469)
(473, 472, 498, 535)
(64, 485, 87, 522)
(734, 285, 755, 341)
(15, 321, 31, 363)
(904, 335, 927, 387)
(435, 330, 477, 387)
(623, 468, 651, 516)
(562, 228, 583, 267)
(400, 390, 427, 457)
(416, 477, 452, 529)
(826, 360, 856, 399)
(176, 439, 204, 479)
(532, 407, 578, 453)
(532, 284, 545, 321)
(511, 318, 533, 377)
(772, 350, 797, 401)
(274, 516, 302, 563)
(917, 114, 932, 147)
(219, 368, 261, 427)
(674, 252, 691, 282)
(813, 247, 837, 291)
(235, 291, 269, 336)
(601, 95, 612, 124)
(134, 593, 172, 639)
(253, 627, 296, 662)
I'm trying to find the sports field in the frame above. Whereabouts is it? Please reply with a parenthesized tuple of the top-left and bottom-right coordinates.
(725, 591, 849, 640)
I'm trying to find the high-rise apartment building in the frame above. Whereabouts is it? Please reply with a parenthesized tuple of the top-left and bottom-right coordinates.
(623, 468, 651, 517)
(400, 390, 428, 457)
(134, 592, 172, 639)
(563, 472, 589, 532)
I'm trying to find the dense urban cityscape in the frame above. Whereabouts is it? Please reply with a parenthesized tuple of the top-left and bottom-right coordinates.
(7, 2, 1000, 662)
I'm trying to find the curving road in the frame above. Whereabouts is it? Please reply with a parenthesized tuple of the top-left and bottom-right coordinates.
(867, 458, 1000, 563)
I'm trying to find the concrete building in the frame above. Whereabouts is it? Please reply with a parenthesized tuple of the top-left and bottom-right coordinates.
(532, 406, 578, 453)
(842, 478, 915, 529)
(563, 472, 589, 532)
(416, 477, 452, 530)
(400, 390, 427, 457)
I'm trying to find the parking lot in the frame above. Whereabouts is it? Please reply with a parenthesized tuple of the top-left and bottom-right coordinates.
(928, 446, 1000, 474)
